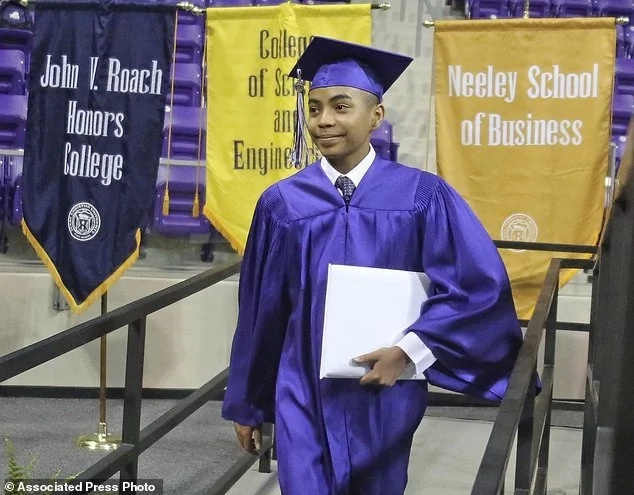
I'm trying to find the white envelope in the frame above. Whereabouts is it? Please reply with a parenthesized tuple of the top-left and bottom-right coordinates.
(320, 264, 431, 380)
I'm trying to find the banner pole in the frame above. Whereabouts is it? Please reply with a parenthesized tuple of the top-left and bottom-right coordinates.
(523, 0, 531, 18)
(174, 1, 391, 12)
(98, 293, 112, 434)
(23, 0, 390, 9)
(422, 16, 630, 26)
(75, 293, 121, 451)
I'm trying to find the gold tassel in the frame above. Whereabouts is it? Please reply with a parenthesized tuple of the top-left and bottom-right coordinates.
(192, 191, 200, 217)
(162, 187, 170, 216)
(289, 69, 308, 168)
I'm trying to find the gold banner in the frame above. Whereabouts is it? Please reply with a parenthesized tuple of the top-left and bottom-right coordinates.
(434, 18, 615, 318)
(204, 4, 371, 253)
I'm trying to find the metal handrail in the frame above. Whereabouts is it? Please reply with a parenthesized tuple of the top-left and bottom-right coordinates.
(471, 258, 562, 494)
(494, 240, 597, 254)
(0, 260, 241, 381)
(0, 260, 267, 495)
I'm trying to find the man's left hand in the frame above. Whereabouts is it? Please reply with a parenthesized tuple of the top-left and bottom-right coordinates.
(355, 346, 411, 387)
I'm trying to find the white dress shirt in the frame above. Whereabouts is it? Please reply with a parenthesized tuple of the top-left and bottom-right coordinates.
(320, 146, 437, 377)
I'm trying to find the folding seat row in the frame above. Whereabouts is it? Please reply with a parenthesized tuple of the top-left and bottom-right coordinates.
(0, 93, 26, 252)
(469, 0, 633, 21)
(0, 49, 25, 95)
(155, 107, 400, 240)
(0, 0, 396, 250)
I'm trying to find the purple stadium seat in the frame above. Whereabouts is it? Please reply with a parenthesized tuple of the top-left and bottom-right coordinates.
(208, 0, 253, 6)
(175, 24, 203, 65)
(511, 0, 551, 17)
(625, 25, 634, 58)
(295, 1, 351, 3)
(0, 94, 27, 149)
(552, 0, 594, 16)
(10, 171, 22, 225)
(163, 106, 206, 160)
(0, 28, 33, 73)
(370, 120, 393, 161)
(153, 165, 212, 236)
(613, 136, 628, 171)
(0, 93, 26, 246)
(370, 120, 401, 161)
(178, 12, 205, 26)
(468, 0, 511, 18)
(0, 154, 22, 228)
(253, 0, 287, 4)
(611, 93, 634, 136)
(0, 162, 3, 219)
(0, 49, 25, 94)
(5, 155, 22, 183)
(0, 155, 22, 249)
(615, 58, 634, 96)
(616, 25, 626, 58)
(177, 0, 205, 25)
(169, 63, 202, 107)
(371, 120, 392, 145)
(389, 142, 399, 162)
(0, 162, 4, 251)
(596, 0, 634, 18)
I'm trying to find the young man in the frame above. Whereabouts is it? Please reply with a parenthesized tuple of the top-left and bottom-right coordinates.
(222, 37, 523, 495)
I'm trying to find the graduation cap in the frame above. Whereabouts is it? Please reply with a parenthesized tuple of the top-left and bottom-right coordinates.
(287, 37, 413, 168)
(288, 36, 413, 101)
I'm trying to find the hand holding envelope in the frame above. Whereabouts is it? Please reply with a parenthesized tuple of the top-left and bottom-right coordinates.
(354, 346, 414, 386)
(320, 264, 431, 381)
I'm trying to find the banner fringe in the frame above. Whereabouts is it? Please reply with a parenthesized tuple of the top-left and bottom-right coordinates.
(162, 189, 170, 216)
(203, 204, 245, 256)
(192, 191, 200, 218)
(22, 220, 141, 313)
(514, 256, 590, 319)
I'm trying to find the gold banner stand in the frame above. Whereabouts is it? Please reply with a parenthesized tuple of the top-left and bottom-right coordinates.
(75, 293, 121, 451)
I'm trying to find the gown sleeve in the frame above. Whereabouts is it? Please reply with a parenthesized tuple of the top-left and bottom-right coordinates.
(408, 177, 524, 401)
(221, 186, 291, 426)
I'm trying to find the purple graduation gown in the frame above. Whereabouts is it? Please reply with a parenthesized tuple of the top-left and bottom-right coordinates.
(222, 157, 522, 495)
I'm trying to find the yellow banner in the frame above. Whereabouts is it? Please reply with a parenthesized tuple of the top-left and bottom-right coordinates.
(434, 18, 615, 318)
(204, 4, 371, 253)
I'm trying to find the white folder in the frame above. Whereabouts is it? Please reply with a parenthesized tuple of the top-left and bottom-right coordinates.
(320, 264, 431, 380)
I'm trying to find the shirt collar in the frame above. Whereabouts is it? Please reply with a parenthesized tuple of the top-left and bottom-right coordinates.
(320, 145, 376, 188)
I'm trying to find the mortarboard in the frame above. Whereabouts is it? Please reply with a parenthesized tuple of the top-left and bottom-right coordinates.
(286, 37, 413, 168)
(288, 36, 413, 101)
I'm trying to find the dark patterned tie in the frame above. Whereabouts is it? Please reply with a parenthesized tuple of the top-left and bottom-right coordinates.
(335, 175, 356, 206)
